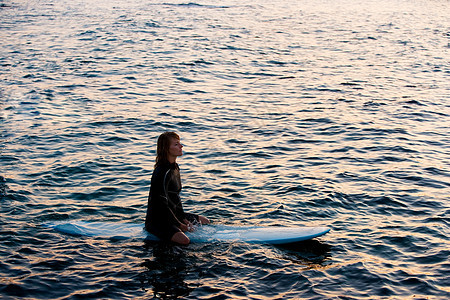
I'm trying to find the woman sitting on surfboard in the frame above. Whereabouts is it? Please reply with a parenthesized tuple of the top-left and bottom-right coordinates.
(145, 132, 210, 245)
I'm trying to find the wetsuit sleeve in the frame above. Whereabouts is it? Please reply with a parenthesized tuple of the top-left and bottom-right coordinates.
(161, 169, 183, 225)
(150, 168, 182, 226)
(172, 166, 186, 221)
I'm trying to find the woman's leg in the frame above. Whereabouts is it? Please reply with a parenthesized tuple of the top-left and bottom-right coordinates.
(171, 231, 190, 245)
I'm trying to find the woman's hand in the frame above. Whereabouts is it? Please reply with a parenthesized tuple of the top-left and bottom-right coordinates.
(180, 220, 194, 232)
(198, 215, 210, 225)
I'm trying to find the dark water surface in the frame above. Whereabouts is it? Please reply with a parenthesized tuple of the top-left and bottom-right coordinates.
(1, 0, 449, 299)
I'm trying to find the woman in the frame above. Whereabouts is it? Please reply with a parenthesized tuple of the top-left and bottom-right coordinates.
(145, 132, 210, 245)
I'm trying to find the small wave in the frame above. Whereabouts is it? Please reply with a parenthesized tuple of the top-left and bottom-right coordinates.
(383, 171, 450, 189)
(424, 167, 450, 177)
(177, 77, 197, 83)
(275, 185, 315, 195)
(162, 2, 230, 9)
(69, 187, 120, 201)
(181, 59, 213, 66)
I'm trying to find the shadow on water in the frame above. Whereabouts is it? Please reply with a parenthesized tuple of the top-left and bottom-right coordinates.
(276, 239, 332, 268)
(139, 238, 332, 299)
(140, 242, 196, 299)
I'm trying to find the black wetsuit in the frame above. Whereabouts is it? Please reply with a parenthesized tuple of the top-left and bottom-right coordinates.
(145, 162, 198, 241)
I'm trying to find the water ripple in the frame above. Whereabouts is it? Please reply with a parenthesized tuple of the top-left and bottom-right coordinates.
(1, 0, 449, 299)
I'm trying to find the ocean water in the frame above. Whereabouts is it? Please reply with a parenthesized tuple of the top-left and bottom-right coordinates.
(1, 0, 449, 298)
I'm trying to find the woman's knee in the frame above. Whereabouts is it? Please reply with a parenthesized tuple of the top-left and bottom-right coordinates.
(171, 232, 190, 245)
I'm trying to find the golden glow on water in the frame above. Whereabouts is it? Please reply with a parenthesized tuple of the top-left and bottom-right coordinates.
(1, 0, 449, 299)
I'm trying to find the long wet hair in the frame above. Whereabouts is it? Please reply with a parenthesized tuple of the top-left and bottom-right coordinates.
(155, 131, 180, 167)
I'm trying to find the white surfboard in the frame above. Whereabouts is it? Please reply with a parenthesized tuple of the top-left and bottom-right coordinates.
(43, 221, 330, 244)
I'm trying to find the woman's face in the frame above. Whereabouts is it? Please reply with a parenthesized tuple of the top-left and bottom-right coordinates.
(168, 138, 183, 159)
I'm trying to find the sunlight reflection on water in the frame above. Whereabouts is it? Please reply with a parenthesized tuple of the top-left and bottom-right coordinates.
(1, 0, 449, 299)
